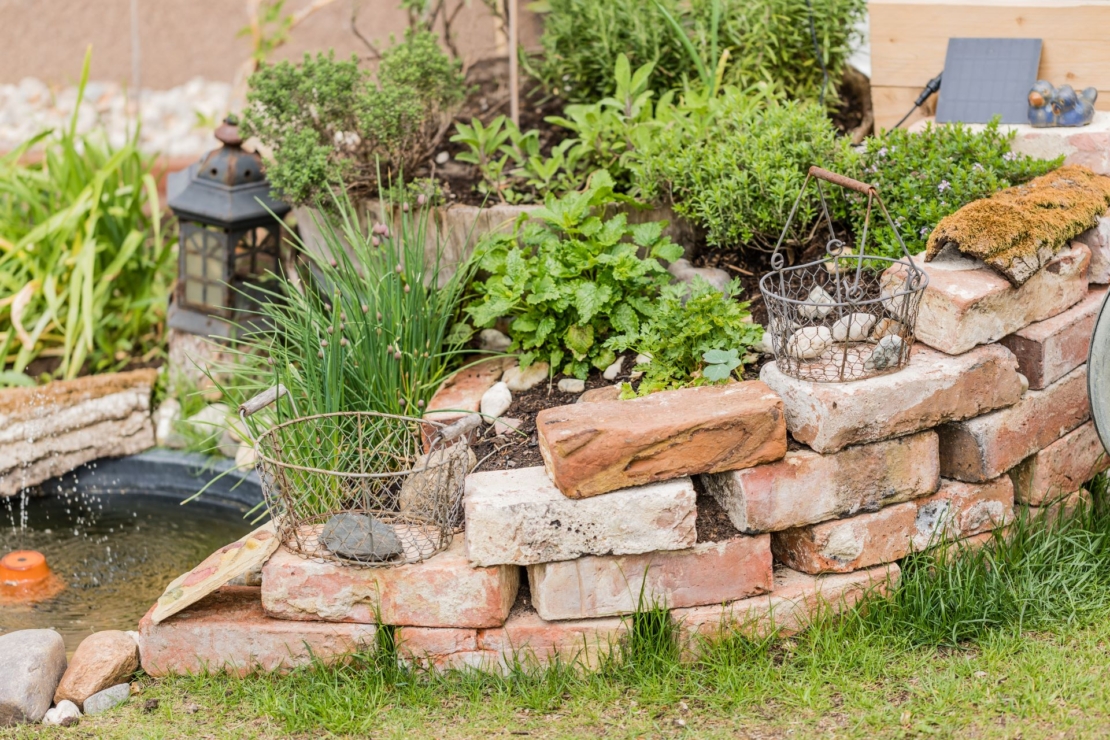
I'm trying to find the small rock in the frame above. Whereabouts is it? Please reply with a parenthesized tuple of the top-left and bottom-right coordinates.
(153, 399, 182, 447)
(0, 629, 67, 726)
(142, 698, 159, 713)
(557, 378, 586, 394)
(871, 317, 904, 340)
(480, 381, 512, 421)
(42, 701, 81, 727)
(320, 513, 403, 562)
(831, 313, 877, 342)
(866, 335, 907, 371)
(602, 357, 624, 381)
(399, 442, 475, 524)
(184, 702, 200, 715)
(631, 353, 651, 380)
(786, 326, 834, 360)
(54, 631, 139, 709)
(478, 328, 512, 353)
(217, 429, 239, 458)
(503, 362, 549, 392)
(184, 403, 230, 441)
(798, 286, 835, 319)
(494, 417, 523, 436)
(667, 258, 731, 293)
(578, 386, 622, 404)
(235, 442, 257, 469)
(435, 151, 450, 165)
(82, 683, 130, 716)
(759, 332, 776, 355)
(227, 561, 264, 587)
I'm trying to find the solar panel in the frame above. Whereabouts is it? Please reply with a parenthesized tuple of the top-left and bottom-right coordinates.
(935, 38, 1043, 124)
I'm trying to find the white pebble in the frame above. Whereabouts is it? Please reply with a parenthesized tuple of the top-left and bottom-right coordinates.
(479, 381, 512, 421)
(43, 701, 81, 726)
(786, 326, 833, 360)
(557, 378, 586, 394)
(797, 286, 836, 319)
(630, 353, 651, 380)
(866, 335, 906, 371)
(602, 356, 624, 381)
(831, 313, 877, 342)
(478, 328, 512, 352)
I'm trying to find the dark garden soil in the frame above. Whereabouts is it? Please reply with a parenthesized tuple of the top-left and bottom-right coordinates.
(693, 476, 742, 543)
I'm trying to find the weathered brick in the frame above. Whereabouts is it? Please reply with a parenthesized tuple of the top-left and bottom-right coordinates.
(674, 564, 900, 644)
(1009, 421, 1109, 505)
(702, 431, 939, 533)
(884, 244, 1090, 355)
(1000, 287, 1105, 389)
(760, 344, 1023, 454)
(464, 466, 696, 567)
(939, 365, 1090, 482)
(477, 608, 627, 669)
(137, 587, 376, 677)
(395, 627, 498, 670)
(261, 538, 519, 628)
(536, 382, 786, 499)
(1022, 489, 1091, 525)
(772, 477, 1014, 574)
(527, 535, 772, 621)
(1074, 217, 1110, 284)
(425, 357, 507, 426)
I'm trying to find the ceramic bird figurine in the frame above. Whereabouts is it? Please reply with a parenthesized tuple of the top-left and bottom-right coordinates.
(1028, 80, 1097, 127)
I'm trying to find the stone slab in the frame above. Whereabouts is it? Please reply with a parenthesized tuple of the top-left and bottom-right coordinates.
(1075, 217, 1110, 284)
(1000, 286, 1105, 389)
(464, 466, 696, 567)
(939, 365, 1090, 482)
(1009, 421, 1109, 506)
(702, 431, 939, 533)
(772, 477, 1014, 574)
(527, 535, 772, 621)
(760, 344, 1024, 454)
(884, 244, 1090, 355)
(674, 564, 900, 645)
(137, 587, 376, 677)
(536, 382, 786, 499)
(261, 538, 519, 628)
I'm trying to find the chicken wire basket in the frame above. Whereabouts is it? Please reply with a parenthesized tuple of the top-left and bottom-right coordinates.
(760, 167, 929, 383)
(239, 386, 469, 567)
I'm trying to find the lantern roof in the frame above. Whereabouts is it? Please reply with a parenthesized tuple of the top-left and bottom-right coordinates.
(168, 117, 290, 228)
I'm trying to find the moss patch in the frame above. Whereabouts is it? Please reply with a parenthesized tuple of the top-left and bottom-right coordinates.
(925, 165, 1110, 285)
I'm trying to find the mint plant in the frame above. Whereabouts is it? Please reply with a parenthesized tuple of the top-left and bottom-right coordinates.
(465, 171, 683, 379)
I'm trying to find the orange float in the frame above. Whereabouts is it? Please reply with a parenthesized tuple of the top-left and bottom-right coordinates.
(0, 550, 65, 604)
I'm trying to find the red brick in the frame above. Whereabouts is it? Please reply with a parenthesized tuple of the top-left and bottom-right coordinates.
(703, 431, 939, 533)
(536, 382, 786, 499)
(527, 535, 772, 621)
(1074, 218, 1110, 283)
(477, 608, 627, 670)
(1009, 422, 1109, 505)
(772, 477, 1014, 574)
(884, 244, 1090, 355)
(425, 357, 507, 426)
(261, 538, 519, 628)
(395, 627, 499, 670)
(939, 365, 1090, 482)
(137, 587, 376, 677)
(674, 564, 899, 645)
(761, 344, 1023, 454)
(1000, 287, 1105, 389)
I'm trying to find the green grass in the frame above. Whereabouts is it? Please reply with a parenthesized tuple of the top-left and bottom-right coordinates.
(9, 480, 1110, 739)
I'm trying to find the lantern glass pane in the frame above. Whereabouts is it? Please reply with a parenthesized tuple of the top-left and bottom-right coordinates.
(185, 252, 203, 278)
(185, 279, 204, 304)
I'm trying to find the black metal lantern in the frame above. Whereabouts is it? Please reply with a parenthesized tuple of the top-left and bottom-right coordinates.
(167, 116, 290, 337)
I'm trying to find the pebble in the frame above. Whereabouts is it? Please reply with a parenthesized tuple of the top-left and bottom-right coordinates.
(478, 328, 512, 352)
(831, 312, 877, 342)
(480, 381, 512, 420)
(630, 353, 651, 380)
(503, 362, 549, 392)
(0, 77, 231, 157)
(82, 683, 130, 716)
(865, 334, 906, 371)
(152, 399, 182, 448)
(235, 442, 257, 469)
(320, 513, 403, 562)
(798, 286, 836, 319)
(786, 326, 834, 360)
(557, 378, 586, 394)
(759, 332, 777, 356)
(602, 356, 624, 381)
(871, 317, 904, 340)
(435, 151, 450, 165)
(494, 417, 523, 436)
(667, 258, 731, 293)
(43, 701, 81, 727)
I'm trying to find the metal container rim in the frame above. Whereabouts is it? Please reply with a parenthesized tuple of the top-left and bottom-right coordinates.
(759, 255, 929, 307)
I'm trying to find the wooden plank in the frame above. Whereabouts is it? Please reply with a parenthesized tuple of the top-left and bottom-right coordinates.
(871, 3, 1110, 88)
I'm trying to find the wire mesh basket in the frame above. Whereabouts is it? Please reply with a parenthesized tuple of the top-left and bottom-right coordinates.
(239, 387, 468, 567)
(760, 167, 929, 383)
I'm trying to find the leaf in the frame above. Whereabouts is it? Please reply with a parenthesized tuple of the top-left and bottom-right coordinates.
(573, 282, 612, 324)
(703, 348, 740, 365)
(702, 363, 734, 382)
(650, 239, 685, 263)
(564, 323, 595, 360)
(629, 221, 663, 248)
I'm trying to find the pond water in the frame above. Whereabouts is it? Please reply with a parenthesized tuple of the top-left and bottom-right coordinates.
(1, 490, 253, 654)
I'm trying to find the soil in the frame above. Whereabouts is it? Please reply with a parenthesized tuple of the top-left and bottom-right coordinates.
(693, 476, 742, 543)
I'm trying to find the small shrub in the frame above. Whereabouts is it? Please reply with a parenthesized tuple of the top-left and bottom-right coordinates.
(607, 278, 762, 396)
(243, 32, 465, 205)
(465, 171, 683, 379)
(855, 119, 1063, 259)
(530, 0, 864, 105)
(636, 98, 855, 250)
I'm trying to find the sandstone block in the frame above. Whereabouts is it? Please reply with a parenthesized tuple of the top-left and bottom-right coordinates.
(1000, 287, 1105, 389)
(261, 538, 519, 628)
(760, 344, 1024, 453)
(464, 467, 696, 566)
(137, 587, 376, 677)
(1075, 217, 1110, 284)
(1009, 422, 1109, 505)
(939, 365, 1090, 482)
(54, 630, 139, 709)
(537, 382, 786, 498)
(889, 244, 1090, 355)
(0, 629, 67, 726)
(772, 477, 1014, 573)
(477, 608, 627, 669)
(0, 369, 157, 496)
(702, 431, 939, 533)
(527, 535, 772, 621)
(674, 564, 899, 644)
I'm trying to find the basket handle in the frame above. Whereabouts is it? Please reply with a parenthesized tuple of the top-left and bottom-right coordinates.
(808, 166, 874, 196)
(237, 384, 295, 445)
